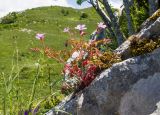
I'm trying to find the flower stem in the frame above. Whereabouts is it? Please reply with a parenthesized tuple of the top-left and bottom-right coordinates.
(28, 64, 40, 111)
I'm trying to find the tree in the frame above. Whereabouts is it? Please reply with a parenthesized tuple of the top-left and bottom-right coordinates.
(123, 0, 135, 35)
(77, 0, 160, 46)
(102, 0, 124, 45)
(134, 0, 159, 16)
(89, 0, 116, 40)
(77, 0, 124, 46)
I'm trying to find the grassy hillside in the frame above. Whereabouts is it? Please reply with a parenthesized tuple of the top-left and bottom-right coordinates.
(0, 6, 100, 70)
(0, 6, 101, 113)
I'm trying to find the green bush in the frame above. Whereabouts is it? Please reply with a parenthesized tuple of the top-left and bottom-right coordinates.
(1, 12, 17, 24)
(80, 12, 88, 19)
(119, 11, 129, 38)
(130, 0, 149, 31)
(119, 0, 149, 37)
(61, 9, 69, 16)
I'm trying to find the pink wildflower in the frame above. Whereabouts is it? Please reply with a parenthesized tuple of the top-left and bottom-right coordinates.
(63, 27, 70, 33)
(36, 33, 45, 40)
(97, 22, 107, 29)
(75, 24, 87, 36)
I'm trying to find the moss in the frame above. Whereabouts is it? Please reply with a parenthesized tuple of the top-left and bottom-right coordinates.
(94, 51, 121, 70)
(149, 9, 160, 20)
(130, 38, 160, 56)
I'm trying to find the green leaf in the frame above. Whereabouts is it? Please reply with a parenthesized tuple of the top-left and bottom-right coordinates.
(77, 0, 88, 5)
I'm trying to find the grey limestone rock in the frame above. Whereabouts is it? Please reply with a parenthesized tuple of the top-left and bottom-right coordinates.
(46, 48, 160, 115)
(46, 9, 160, 115)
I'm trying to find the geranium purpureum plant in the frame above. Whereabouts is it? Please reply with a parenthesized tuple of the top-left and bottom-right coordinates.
(36, 33, 45, 40)
(63, 27, 70, 33)
(89, 22, 107, 44)
(61, 23, 120, 94)
(27, 34, 65, 114)
(32, 23, 121, 94)
(75, 24, 87, 36)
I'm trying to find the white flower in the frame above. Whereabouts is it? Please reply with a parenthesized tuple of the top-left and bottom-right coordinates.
(71, 51, 80, 59)
(75, 24, 87, 31)
(67, 58, 74, 64)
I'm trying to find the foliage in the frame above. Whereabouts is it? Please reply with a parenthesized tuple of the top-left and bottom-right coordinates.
(130, 38, 160, 56)
(56, 24, 120, 94)
(3, 24, 19, 29)
(61, 9, 69, 16)
(80, 12, 88, 19)
(130, 0, 149, 31)
(31, 22, 121, 95)
(0, 34, 65, 114)
(0, 12, 17, 24)
(62, 41, 120, 94)
(119, 11, 129, 38)
(0, 5, 128, 114)
(0, 6, 101, 114)
(119, 0, 149, 37)
(39, 94, 64, 113)
(21, 93, 64, 114)
(77, 0, 88, 5)
(60, 38, 120, 94)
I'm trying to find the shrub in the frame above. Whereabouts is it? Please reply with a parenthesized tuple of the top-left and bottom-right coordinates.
(119, 0, 149, 36)
(0, 12, 17, 24)
(130, 0, 149, 31)
(61, 9, 69, 16)
(80, 12, 88, 19)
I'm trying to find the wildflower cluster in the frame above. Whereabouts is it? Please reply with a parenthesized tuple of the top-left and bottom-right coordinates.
(32, 22, 121, 94)
(61, 23, 121, 93)
(61, 39, 121, 93)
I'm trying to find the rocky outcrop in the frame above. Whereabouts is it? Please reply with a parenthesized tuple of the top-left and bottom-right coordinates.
(119, 73, 160, 115)
(114, 38, 132, 59)
(140, 9, 160, 31)
(46, 9, 160, 115)
(150, 102, 160, 115)
(46, 48, 160, 115)
(137, 17, 160, 39)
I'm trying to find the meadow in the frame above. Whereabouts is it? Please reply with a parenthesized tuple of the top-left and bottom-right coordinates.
(0, 6, 101, 114)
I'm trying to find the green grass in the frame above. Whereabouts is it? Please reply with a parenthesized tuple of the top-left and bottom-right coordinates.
(0, 6, 101, 113)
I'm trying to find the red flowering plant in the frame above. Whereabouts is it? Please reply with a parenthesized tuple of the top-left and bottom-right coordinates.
(31, 23, 121, 95)
(61, 23, 119, 94)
